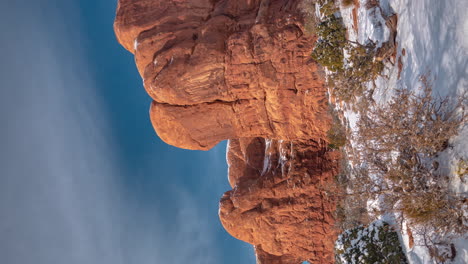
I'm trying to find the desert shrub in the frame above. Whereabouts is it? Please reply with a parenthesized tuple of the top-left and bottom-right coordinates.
(341, 0, 354, 8)
(327, 108, 347, 149)
(311, 15, 347, 72)
(311, 11, 385, 101)
(406, 225, 459, 263)
(350, 86, 467, 234)
(358, 87, 466, 157)
(331, 42, 384, 101)
(335, 193, 371, 230)
(327, 124, 347, 149)
(335, 221, 408, 264)
(318, 0, 339, 17)
(400, 192, 449, 223)
(427, 242, 457, 263)
(332, 152, 375, 231)
(347, 43, 384, 81)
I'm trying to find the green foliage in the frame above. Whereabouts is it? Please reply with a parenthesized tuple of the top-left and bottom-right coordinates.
(311, 15, 347, 72)
(310, 9, 385, 101)
(336, 222, 408, 264)
(332, 42, 385, 101)
(347, 43, 384, 83)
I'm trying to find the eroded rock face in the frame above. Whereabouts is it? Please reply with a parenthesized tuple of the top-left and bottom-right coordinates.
(221, 138, 339, 263)
(115, 1, 339, 263)
(115, 0, 330, 150)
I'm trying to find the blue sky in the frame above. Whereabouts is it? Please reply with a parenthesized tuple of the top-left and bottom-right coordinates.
(0, 0, 254, 263)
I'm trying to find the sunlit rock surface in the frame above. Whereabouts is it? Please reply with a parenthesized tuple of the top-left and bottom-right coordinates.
(222, 138, 339, 263)
(115, 0, 330, 150)
(115, 0, 339, 263)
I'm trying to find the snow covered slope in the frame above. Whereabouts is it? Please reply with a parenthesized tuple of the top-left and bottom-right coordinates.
(339, 0, 467, 263)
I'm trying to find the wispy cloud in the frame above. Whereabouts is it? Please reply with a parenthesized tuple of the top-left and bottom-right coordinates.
(122, 188, 221, 264)
(0, 1, 224, 264)
(0, 2, 125, 264)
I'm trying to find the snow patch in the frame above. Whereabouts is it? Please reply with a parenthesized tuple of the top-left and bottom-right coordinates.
(337, 0, 468, 263)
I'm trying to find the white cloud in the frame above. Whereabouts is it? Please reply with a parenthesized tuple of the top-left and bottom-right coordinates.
(0, 2, 223, 264)
(0, 2, 124, 264)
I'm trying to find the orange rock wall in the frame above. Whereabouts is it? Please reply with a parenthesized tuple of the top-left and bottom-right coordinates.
(114, 1, 339, 263)
(115, 0, 330, 150)
(221, 138, 339, 263)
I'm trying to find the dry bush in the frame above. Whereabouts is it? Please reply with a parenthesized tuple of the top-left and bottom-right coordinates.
(428, 244, 457, 264)
(327, 107, 347, 149)
(329, 42, 384, 102)
(411, 226, 459, 263)
(341, 0, 354, 8)
(358, 86, 466, 156)
(333, 161, 372, 230)
(347, 85, 467, 235)
(400, 191, 465, 233)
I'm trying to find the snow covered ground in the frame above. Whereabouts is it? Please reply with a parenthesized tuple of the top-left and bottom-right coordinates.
(338, 0, 468, 263)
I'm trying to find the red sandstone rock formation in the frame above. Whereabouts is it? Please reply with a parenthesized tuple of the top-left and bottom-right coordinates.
(114, 0, 340, 263)
(221, 138, 339, 263)
(115, 0, 330, 150)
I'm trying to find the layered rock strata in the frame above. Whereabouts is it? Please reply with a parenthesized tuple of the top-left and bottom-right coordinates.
(115, 0, 330, 150)
(221, 138, 339, 263)
(115, 0, 339, 263)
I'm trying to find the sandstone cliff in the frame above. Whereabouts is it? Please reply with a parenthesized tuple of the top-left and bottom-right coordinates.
(222, 138, 340, 263)
(115, 0, 339, 263)
(115, 0, 330, 150)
